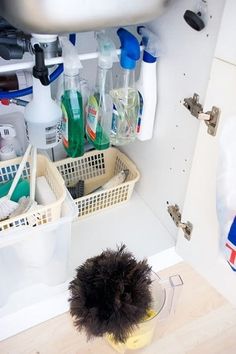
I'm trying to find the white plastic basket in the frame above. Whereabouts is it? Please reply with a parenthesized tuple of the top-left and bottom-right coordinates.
(0, 193, 77, 311)
(0, 154, 66, 231)
(54, 148, 140, 219)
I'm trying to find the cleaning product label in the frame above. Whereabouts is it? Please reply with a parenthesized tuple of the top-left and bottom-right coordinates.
(86, 95, 98, 141)
(111, 104, 118, 135)
(137, 91, 143, 133)
(25, 120, 61, 148)
(225, 217, 236, 271)
(45, 121, 61, 146)
(61, 103, 69, 148)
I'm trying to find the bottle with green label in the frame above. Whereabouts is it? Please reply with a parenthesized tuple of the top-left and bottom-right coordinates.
(60, 37, 84, 157)
(86, 31, 118, 150)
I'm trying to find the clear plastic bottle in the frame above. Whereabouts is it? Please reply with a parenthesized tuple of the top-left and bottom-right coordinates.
(86, 31, 117, 150)
(110, 69, 139, 145)
(110, 28, 140, 146)
(60, 37, 84, 157)
(61, 75, 84, 157)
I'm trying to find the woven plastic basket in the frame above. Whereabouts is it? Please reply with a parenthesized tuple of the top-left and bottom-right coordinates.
(54, 148, 140, 219)
(0, 154, 66, 232)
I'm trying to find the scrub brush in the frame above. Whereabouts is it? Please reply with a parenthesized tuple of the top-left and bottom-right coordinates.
(67, 180, 84, 199)
(69, 244, 152, 343)
(0, 144, 32, 221)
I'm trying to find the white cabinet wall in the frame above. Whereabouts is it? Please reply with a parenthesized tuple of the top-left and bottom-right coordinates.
(123, 0, 225, 238)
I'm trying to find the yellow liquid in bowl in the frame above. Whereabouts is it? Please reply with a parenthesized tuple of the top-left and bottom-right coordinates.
(106, 309, 158, 352)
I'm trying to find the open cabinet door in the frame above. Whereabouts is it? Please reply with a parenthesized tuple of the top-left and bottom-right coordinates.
(176, 57, 236, 306)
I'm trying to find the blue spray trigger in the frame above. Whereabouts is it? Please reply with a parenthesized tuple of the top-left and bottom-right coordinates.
(137, 26, 160, 63)
(117, 28, 140, 70)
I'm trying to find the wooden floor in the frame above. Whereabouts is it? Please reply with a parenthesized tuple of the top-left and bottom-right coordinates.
(1, 262, 236, 354)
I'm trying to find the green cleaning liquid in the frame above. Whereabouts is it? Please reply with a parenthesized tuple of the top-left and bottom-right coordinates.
(86, 93, 110, 150)
(60, 37, 84, 158)
(86, 32, 117, 151)
(61, 89, 84, 157)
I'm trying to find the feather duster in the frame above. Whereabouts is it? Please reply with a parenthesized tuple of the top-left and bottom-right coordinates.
(69, 244, 152, 343)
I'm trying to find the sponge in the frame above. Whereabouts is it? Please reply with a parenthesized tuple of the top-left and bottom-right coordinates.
(0, 178, 30, 202)
(35, 176, 56, 205)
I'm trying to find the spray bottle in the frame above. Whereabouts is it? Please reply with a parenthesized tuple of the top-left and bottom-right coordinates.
(0, 124, 22, 160)
(60, 37, 84, 157)
(136, 26, 160, 141)
(110, 28, 140, 146)
(24, 44, 62, 149)
(86, 31, 118, 150)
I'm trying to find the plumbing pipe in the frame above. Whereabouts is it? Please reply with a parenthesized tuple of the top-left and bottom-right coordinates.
(0, 33, 76, 99)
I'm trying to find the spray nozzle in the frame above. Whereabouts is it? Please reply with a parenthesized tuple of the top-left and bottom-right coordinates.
(137, 26, 160, 63)
(95, 31, 119, 69)
(33, 44, 50, 86)
(60, 36, 82, 76)
(117, 28, 140, 70)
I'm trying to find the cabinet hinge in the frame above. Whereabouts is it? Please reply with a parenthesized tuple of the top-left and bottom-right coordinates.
(167, 204, 193, 241)
(183, 93, 220, 136)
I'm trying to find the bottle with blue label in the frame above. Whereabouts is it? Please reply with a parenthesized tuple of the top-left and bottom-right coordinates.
(110, 28, 140, 146)
(136, 26, 160, 141)
(216, 115, 236, 271)
(86, 31, 118, 150)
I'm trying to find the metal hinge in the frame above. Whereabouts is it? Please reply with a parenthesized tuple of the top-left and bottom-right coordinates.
(167, 204, 193, 241)
(183, 93, 220, 136)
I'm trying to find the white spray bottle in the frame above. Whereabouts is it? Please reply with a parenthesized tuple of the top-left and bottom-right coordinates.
(136, 26, 160, 141)
(25, 44, 62, 149)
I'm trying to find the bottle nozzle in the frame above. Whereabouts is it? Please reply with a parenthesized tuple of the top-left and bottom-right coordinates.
(95, 31, 118, 69)
(33, 44, 50, 86)
(137, 26, 161, 63)
(117, 28, 140, 70)
(60, 36, 82, 76)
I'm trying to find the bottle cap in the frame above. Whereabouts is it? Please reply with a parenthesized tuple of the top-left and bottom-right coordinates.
(95, 31, 119, 69)
(137, 26, 161, 63)
(60, 36, 82, 76)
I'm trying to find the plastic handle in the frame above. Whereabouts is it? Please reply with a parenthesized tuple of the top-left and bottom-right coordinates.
(30, 146, 37, 201)
(7, 144, 32, 199)
(158, 274, 183, 320)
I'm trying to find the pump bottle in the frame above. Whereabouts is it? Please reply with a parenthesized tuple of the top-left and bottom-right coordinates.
(60, 37, 84, 157)
(86, 31, 118, 150)
(110, 28, 140, 146)
(136, 27, 160, 141)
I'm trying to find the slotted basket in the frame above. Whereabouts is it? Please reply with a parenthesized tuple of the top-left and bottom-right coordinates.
(54, 148, 140, 219)
(0, 154, 66, 232)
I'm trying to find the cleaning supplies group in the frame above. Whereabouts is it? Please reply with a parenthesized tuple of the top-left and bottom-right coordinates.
(0, 144, 56, 222)
(67, 170, 129, 200)
(60, 27, 160, 158)
(0, 39, 59, 223)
